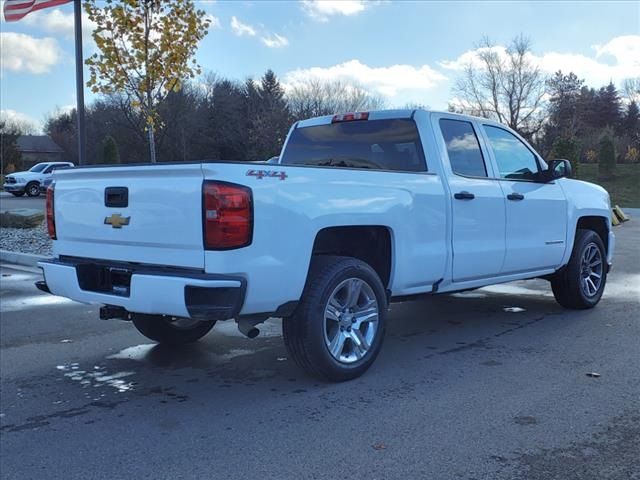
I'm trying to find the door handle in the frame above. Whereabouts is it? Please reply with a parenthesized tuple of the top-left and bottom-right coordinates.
(454, 191, 475, 200)
(507, 193, 524, 201)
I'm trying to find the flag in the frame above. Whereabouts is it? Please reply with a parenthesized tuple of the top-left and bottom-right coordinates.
(3, 0, 72, 22)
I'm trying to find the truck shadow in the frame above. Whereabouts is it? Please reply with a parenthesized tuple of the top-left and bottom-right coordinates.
(102, 280, 572, 391)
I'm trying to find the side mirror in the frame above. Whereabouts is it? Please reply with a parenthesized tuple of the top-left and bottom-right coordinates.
(544, 159, 572, 181)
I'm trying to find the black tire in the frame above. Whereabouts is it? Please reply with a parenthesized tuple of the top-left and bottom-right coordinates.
(283, 255, 387, 382)
(551, 229, 607, 309)
(26, 182, 40, 197)
(10, 191, 25, 197)
(132, 314, 215, 344)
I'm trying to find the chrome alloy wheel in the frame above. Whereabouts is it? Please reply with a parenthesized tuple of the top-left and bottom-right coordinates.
(580, 242, 603, 298)
(323, 278, 379, 364)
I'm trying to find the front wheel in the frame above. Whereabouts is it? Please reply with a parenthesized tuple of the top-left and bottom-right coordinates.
(283, 255, 387, 381)
(551, 229, 607, 309)
(132, 314, 215, 344)
(26, 182, 40, 197)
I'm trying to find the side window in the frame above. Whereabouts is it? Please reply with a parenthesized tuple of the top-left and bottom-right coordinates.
(484, 126, 539, 180)
(43, 165, 55, 174)
(439, 119, 487, 177)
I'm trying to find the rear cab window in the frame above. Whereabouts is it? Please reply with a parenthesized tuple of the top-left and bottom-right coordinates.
(280, 118, 427, 172)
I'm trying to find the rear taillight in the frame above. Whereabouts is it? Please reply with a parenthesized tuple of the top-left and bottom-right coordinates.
(203, 181, 252, 250)
(46, 184, 56, 240)
(332, 112, 369, 123)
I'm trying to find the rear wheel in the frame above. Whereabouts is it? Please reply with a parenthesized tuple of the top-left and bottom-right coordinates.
(283, 255, 387, 381)
(26, 182, 40, 197)
(132, 314, 215, 344)
(551, 229, 607, 309)
(10, 191, 25, 197)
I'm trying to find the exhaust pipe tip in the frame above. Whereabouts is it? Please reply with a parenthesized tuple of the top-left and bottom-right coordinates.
(245, 327, 260, 339)
(237, 318, 261, 338)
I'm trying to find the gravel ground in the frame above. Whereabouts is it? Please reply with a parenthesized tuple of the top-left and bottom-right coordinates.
(0, 221, 52, 256)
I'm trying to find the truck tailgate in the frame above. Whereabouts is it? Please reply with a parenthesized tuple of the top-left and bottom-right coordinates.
(53, 164, 205, 269)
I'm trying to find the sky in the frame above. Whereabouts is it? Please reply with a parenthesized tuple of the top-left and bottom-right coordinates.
(1, 0, 639, 132)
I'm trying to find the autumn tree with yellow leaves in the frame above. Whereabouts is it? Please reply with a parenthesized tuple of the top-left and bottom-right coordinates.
(85, 0, 210, 163)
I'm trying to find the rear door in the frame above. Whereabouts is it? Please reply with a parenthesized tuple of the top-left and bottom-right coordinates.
(481, 124, 567, 273)
(53, 163, 205, 268)
(437, 117, 506, 282)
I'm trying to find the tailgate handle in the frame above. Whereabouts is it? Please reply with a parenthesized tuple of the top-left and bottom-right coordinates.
(105, 187, 128, 208)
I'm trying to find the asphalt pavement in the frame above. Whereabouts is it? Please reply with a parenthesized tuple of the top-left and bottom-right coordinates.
(0, 217, 638, 479)
(0, 191, 46, 211)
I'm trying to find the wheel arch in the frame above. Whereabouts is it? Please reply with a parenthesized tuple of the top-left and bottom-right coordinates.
(576, 215, 609, 254)
(309, 225, 393, 290)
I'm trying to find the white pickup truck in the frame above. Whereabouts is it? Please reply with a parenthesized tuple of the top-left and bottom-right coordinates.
(3, 161, 74, 197)
(37, 110, 614, 381)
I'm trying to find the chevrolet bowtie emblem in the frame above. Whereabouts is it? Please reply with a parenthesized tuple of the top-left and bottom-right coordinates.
(104, 213, 130, 228)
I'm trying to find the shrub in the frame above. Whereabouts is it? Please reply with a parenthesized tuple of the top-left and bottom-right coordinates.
(585, 149, 598, 163)
(100, 135, 120, 165)
(624, 145, 639, 163)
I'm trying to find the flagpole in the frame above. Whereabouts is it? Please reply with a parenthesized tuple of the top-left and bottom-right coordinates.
(74, 0, 86, 165)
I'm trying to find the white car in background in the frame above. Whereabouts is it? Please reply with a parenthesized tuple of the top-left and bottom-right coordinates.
(3, 162, 74, 197)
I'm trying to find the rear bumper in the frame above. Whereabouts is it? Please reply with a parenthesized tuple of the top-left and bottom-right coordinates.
(38, 257, 246, 321)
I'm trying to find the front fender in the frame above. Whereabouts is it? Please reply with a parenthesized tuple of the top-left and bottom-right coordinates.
(558, 178, 613, 267)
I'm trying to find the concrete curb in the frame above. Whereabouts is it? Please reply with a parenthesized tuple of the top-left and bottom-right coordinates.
(0, 250, 49, 267)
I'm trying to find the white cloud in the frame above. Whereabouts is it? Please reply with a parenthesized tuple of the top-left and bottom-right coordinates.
(205, 14, 221, 30)
(230, 16, 256, 37)
(301, 0, 368, 21)
(439, 35, 640, 88)
(0, 32, 61, 74)
(20, 8, 96, 42)
(285, 59, 447, 97)
(0, 109, 41, 132)
(593, 35, 640, 67)
(438, 46, 508, 71)
(261, 33, 289, 48)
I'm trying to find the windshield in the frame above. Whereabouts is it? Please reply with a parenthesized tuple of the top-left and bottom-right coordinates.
(280, 119, 427, 172)
(28, 163, 48, 172)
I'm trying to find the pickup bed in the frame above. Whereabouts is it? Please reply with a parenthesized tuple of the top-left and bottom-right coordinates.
(38, 109, 615, 381)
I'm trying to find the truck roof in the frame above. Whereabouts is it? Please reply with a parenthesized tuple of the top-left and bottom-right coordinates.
(295, 109, 500, 129)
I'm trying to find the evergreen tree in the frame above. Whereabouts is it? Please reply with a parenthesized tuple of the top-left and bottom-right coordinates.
(596, 82, 622, 132)
(247, 69, 291, 160)
(0, 120, 22, 174)
(101, 135, 120, 164)
(541, 71, 583, 155)
(598, 127, 616, 178)
(623, 101, 639, 138)
(207, 79, 249, 160)
(552, 135, 580, 178)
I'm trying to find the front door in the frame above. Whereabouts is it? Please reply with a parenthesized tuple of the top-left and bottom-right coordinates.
(438, 118, 507, 282)
(482, 125, 568, 274)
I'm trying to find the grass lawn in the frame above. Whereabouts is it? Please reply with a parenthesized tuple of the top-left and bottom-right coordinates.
(576, 163, 640, 208)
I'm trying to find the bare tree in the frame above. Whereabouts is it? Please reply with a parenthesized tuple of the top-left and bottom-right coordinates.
(453, 35, 547, 138)
(622, 77, 640, 104)
(287, 79, 386, 120)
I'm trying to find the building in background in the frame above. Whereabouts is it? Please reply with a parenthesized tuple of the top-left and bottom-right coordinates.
(16, 136, 65, 169)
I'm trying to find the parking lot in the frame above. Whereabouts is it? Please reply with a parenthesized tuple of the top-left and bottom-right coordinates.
(0, 217, 638, 480)
(0, 191, 46, 211)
